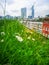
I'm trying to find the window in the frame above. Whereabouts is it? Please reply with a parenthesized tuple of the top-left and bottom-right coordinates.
(46, 27, 48, 31)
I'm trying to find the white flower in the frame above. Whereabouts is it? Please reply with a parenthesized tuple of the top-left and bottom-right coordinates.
(15, 35, 23, 42)
(32, 38, 35, 41)
(1, 32, 5, 35)
(1, 39, 4, 42)
(27, 36, 30, 39)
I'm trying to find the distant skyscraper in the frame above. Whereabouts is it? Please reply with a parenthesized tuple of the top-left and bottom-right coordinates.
(31, 5, 34, 18)
(21, 8, 27, 18)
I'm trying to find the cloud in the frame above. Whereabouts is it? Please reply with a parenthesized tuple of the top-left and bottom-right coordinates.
(0, 0, 49, 17)
(35, 0, 49, 16)
(35, 2, 49, 17)
(0, 0, 14, 4)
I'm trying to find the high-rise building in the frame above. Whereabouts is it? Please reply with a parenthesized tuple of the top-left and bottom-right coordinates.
(21, 8, 27, 18)
(28, 5, 34, 19)
(31, 5, 34, 18)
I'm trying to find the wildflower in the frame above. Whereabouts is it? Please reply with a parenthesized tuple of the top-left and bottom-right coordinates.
(27, 36, 30, 39)
(1, 39, 4, 42)
(1, 32, 5, 35)
(15, 35, 23, 42)
(32, 38, 35, 41)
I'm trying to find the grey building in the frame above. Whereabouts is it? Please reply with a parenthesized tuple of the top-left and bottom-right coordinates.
(31, 5, 34, 18)
(21, 8, 27, 18)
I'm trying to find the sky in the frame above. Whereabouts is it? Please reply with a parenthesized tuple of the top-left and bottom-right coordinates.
(0, 0, 49, 17)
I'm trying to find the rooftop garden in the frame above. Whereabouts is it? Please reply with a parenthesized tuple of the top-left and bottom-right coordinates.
(0, 19, 49, 65)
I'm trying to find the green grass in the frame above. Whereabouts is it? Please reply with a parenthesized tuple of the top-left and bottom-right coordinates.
(0, 19, 49, 65)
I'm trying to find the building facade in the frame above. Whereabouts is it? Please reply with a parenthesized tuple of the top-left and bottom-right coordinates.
(28, 5, 34, 19)
(42, 18, 49, 38)
(31, 5, 34, 18)
(28, 16, 32, 19)
(21, 8, 27, 18)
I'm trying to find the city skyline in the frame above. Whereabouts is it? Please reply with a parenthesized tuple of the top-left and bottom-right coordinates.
(0, 0, 49, 17)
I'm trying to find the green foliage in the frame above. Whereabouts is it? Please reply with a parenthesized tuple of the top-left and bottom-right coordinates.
(35, 18, 44, 22)
(0, 19, 49, 65)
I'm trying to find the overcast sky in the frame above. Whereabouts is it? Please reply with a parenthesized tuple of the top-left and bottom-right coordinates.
(0, 0, 49, 17)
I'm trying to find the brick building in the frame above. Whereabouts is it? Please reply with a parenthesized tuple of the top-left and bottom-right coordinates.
(42, 18, 49, 38)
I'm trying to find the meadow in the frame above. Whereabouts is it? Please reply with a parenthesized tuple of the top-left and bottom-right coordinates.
(0, 19, 49, 65)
